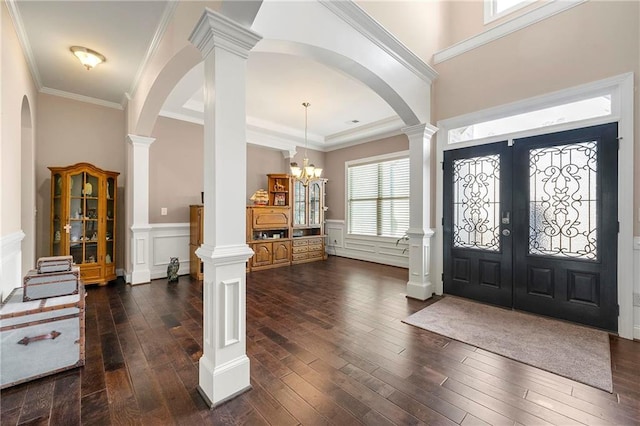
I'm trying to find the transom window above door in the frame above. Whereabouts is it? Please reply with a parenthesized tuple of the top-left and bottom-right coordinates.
(449, 95, 612, 144)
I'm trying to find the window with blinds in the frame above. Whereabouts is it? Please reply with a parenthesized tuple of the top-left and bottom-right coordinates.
(347, 156, 410, 238)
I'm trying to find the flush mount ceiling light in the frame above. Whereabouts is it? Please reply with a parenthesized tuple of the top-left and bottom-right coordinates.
(70, 46, 105, 70)
(290, 102, 322, 186)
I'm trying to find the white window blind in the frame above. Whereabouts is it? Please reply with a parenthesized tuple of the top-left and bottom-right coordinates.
(347, 157, 410, 238)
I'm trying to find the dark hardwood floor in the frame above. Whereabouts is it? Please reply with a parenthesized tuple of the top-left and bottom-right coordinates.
(1, 256, 639, 425)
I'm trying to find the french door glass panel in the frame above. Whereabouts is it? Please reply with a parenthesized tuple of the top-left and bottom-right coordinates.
(528, 141, 598, 260)
(452, 154, 501, 251)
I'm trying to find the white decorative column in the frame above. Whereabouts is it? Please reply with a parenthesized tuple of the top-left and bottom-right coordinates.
(403, 123, 437, 300)
(189, 9, 261, 407)
(126, 134, 155, 285)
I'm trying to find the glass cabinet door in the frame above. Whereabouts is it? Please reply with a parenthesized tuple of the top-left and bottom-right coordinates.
(293, 180, 307, 226)
(68, 171, 100, 265)
(309, 181, 321, 226)
(105, 176, 116, 266)
(52, 173, 63, 255)
(84, 172, 99, 265)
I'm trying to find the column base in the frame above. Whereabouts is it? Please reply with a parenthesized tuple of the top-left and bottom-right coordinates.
(198, 354, 251, 407)
(130, 269, 151, 285)
(406, 280, 434, 301)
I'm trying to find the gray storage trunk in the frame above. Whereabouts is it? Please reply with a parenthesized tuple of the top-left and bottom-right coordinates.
(0, 286, 86, 389)
(23, 267, 80, 302)
(36, 255, 73, 274)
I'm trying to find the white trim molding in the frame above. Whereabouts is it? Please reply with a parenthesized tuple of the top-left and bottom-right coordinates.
(149, 223, 191, 280)
(319, 0, 437, 83)
(0, 231, 26, 302)
(5, 0, 42, 89)
(124, 1, 178, 104)
(325, 220, 409, 268)
(434, 0, 587, 64)
(40, 87, 123, 110)
(435, 73, 635, 340)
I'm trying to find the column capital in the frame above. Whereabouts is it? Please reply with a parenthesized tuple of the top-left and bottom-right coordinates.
(402, 123, 438, 140)
(196, 243, 254, 266)
(189, 8, 262, 59)
(126, 134, 155, 147)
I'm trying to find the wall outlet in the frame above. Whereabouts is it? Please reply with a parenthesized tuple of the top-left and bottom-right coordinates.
(161, 207, 167, 216)
(633, 292, 640, 307)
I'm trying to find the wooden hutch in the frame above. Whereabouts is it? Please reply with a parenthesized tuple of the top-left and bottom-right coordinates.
(188, 173, 327, 277)
(246, 173, 327, 271)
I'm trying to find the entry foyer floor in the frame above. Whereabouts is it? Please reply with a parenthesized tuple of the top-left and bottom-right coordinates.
(1, 256, 638, 425)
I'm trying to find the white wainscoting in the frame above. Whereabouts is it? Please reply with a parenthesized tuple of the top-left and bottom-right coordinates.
(149, 223, 191, 280)
(325, 220, 408, 268)
(0, 231, 25, 302)
(633, 237, 640, 340)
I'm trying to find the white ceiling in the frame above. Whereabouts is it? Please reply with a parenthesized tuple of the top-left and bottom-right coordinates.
(9, 1, 403, 150)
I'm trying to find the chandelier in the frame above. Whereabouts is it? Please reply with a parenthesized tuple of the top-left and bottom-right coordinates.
(290, 102, 322, 186)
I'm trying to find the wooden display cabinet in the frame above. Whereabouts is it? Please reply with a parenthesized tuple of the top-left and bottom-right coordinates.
(291, 177, 327, 263)
(189, 205, 204, 280)
(49, 163, 119, 285)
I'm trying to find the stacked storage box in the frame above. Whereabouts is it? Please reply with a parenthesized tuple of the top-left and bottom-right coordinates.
(0, 256, 85, 388)
(23, 256, 79, 301)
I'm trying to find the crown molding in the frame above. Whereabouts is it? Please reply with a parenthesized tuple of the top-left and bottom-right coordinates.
(433, 0, 587, 64)
(318, 0, 437, 83)
(40, 87, 123, 110)
(6, 0, 43, 89)
(123, 0, 178, 106)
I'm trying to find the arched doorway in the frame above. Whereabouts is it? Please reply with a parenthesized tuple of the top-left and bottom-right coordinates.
(20, 96, 35, 274)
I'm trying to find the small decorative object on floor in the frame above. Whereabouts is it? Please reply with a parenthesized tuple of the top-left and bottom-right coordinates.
(167, 257, 179, 282)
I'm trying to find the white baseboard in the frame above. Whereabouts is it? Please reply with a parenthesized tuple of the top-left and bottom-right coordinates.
(634, 325, 640, 341)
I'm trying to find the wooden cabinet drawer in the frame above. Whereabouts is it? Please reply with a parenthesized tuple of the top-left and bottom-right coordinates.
(308, 250, 324, 259)
(252, 208, 289, 229)
(292, 245, 308, 254)
(306, 237, 323, 246)
(292, 239, 308, 247)
(292, 253, 309, 261)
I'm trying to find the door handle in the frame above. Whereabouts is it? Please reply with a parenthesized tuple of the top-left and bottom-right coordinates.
(502, 229, 511, 237)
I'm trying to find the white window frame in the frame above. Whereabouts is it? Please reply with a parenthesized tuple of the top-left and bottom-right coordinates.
(345, 150, 409, 239)
(484, 0, 535, 24)
(434, 73, 634, 339)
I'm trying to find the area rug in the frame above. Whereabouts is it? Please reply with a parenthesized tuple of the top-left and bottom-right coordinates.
(403, 296, 613, 392)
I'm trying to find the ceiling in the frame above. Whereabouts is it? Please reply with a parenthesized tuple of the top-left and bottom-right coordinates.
(9, 0, 402, 151)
